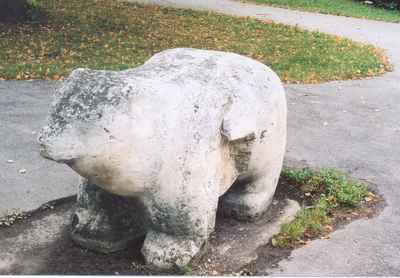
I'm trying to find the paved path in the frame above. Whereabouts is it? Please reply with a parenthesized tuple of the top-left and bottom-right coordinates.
(1, 0, 399, 275)
(0, 81, 79, 216)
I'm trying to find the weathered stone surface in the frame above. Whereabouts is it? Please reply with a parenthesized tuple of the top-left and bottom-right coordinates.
(71, 179, 148, 253)
(38, 48, 287, 269)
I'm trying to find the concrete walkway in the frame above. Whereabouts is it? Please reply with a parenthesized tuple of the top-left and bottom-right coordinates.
(0, 0, 400, 275)
(0, 81, 79, 216)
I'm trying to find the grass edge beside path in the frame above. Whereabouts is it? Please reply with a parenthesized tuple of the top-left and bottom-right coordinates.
(0, 0, 392, 84)
(241, 0, 400, 23)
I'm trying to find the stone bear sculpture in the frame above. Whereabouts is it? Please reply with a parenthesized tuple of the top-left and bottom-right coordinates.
(38, 48, 287, 269)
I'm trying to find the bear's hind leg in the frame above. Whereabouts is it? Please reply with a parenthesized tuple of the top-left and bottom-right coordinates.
(220, 174, 279, 221)
(221, 106, 286, 221)
(220, 126, 285, 221)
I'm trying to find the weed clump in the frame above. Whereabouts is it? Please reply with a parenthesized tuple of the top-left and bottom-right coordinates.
(273, 167, 369, 247)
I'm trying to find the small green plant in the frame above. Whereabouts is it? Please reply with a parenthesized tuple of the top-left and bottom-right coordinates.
(26, 0, 42, 21)
(310, 169, 369, 207)
(272, 198, 330, 247)
(273, 167, 369, 247)
(182, 265, 193, 276)
(281, 167, 314, 184)
(27, 0, 40, 8)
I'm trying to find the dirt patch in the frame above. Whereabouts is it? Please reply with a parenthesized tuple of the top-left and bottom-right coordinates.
(0, 168, 384, 275)
(0, 199, 146, 275)
(240, 174, 385, 276)
(0, 188, 292, 275)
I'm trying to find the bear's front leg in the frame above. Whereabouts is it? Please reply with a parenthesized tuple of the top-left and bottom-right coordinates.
(71, 179, 149, 253)
(142, 230, 202, 270)
(141, 189, 217, 270)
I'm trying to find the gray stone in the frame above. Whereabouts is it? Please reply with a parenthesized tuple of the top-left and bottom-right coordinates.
(71, 179, 148, 253)
(38, 48, 287, 269)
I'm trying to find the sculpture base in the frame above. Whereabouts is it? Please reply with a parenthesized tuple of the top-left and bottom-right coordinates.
(70, 179, 149, 253)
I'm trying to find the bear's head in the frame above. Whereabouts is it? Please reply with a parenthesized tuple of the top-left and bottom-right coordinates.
(38, 68, 147, 196)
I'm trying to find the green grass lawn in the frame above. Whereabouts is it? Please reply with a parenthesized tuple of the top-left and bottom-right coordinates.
(0, 0, 391, 83)
(243, 0, 400, 23)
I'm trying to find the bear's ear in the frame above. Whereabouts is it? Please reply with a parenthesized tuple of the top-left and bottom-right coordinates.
(221, 109, 256, 142)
